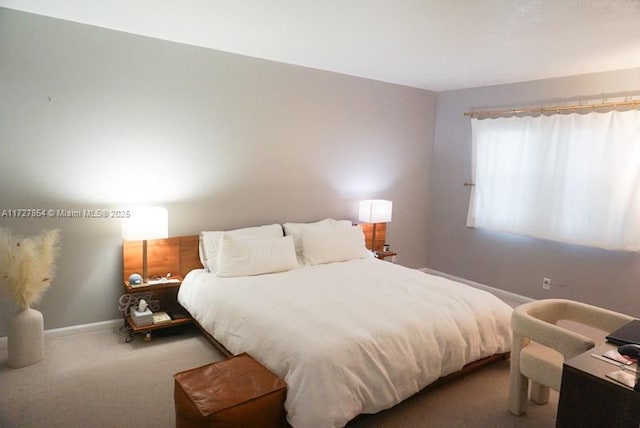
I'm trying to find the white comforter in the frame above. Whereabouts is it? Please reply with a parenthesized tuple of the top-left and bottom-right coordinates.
(178, 258, 512, 428)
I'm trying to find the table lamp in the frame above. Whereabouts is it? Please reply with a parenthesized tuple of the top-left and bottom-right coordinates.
(358, 199, 392, 251)
(121, 206, 168, 283)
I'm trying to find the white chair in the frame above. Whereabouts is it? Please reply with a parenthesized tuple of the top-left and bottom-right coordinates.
(509, 298, 633, 415)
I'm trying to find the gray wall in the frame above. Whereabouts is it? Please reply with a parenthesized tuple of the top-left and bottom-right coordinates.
(428, 67, 640, 317)
(0, 8, 436, 336)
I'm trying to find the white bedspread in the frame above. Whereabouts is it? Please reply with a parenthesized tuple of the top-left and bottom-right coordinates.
(178, 258, 512, 428)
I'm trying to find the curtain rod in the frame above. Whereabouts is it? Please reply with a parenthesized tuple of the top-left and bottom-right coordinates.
(464, 99, 640, 118)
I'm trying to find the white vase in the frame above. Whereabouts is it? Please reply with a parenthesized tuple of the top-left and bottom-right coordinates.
(8, 307, 44, 368)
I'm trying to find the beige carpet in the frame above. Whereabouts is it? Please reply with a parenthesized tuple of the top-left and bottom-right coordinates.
(349, 357, 558, 428)
(0, 326, 223, 428)
(0, 324, 557, 428)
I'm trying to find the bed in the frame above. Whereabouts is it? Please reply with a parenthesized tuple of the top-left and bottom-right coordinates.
(172, 220, 513, 428)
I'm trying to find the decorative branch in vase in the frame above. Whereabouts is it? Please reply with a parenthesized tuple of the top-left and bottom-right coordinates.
(0, 228, 61, 368)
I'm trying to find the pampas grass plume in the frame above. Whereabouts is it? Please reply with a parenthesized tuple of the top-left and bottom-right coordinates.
(0, 228, 61, 309)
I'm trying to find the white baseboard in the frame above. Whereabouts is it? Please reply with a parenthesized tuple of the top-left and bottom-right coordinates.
(419, 267, 533, 306)
(0, 318, 122, 350)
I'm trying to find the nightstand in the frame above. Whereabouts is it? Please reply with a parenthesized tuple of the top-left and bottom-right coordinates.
(375, 250, 397, 262)
(121, 236, 201, 343)
(118, 276, 192, 342)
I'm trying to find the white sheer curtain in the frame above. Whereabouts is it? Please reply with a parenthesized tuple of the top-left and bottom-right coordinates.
(467, 110, 640, 250)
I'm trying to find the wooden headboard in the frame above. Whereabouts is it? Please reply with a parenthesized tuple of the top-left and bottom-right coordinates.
(122, 223, 386, 281)
(122, 235, 202, 281)
(360, 223, 386, 252)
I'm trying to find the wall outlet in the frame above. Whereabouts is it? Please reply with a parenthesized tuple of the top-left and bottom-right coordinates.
(542, 277, 551, 290)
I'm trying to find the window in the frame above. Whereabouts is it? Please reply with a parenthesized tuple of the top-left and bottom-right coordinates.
(467, 110, 640, 250)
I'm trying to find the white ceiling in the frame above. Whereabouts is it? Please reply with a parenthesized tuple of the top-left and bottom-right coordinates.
(2, 0, 640, 91)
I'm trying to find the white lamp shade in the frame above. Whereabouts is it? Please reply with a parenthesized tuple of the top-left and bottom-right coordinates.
(122, 207, 168, 241)
(359, 200, 393, 223)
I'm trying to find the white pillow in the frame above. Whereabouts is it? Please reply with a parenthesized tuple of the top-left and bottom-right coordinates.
(216, 235, 298, 277)
(302, 226, 369, 265)
(283, 219, 352, 257)
(199, 223, 283, 273)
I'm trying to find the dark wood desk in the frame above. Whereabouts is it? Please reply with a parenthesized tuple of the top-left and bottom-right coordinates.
(556, 343, 640, 428)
